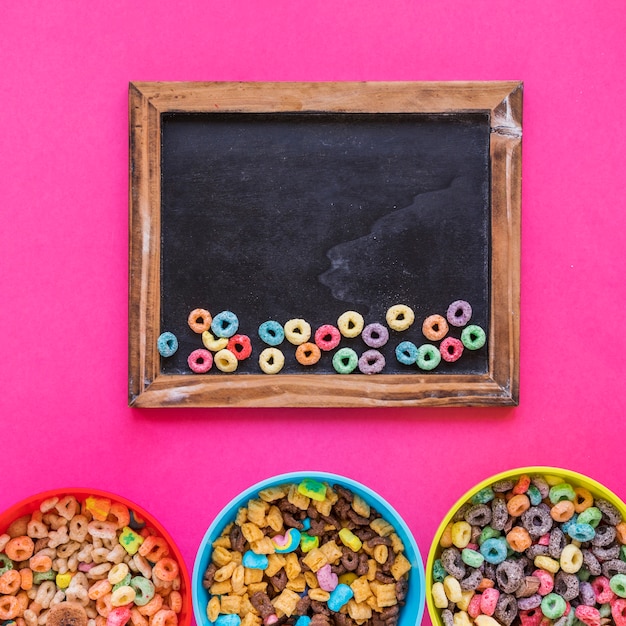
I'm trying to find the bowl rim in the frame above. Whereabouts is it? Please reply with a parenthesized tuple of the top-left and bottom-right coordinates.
(191, 470, 425, 626)
(0, 487, 192, 626)
(425, 465, 626, 626)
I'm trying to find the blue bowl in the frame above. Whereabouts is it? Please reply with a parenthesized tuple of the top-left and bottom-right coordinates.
(192, 471, 425, 626)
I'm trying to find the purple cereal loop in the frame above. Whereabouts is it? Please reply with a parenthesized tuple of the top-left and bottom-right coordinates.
(446, 300, 472, 327)
(517, 593, 542, 611)
(579, 580, 596, 606)
(358, 349, 386, 374)
(361, 323, 389, 348)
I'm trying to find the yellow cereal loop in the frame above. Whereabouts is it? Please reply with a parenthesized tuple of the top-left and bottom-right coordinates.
(201, 330, 228, 352)
(385, 304, 415, 331)
(214, 349, 238, 373)
(337, 311, 364, 338)
(258, 348, 285, 374)
(443, 575, 463, 603)
(284, 319, 312, 345)
(451, 521, 472, 549)
(534, 555, 560, 573)
(453, 610, 472, 626)
(475, 616, 502, 626)
(560, 543, 583, 573)
(456, 589, 475, 612)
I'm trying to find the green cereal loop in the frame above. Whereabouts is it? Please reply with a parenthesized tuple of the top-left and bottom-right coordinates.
(599, 603, 613, 618)
(549, 483, 576, 504)
(577, 506, 602, 528)
(461, 548, 484, 568)
(610, 574, 626, 598)
(33, 569, 56, 584)
(130, 576, 155, 606)
(460, 325, 486, 350)
(332, 348, 358, 374)
(620, 545, 626, 561)
(113, 573, 132, 591)
(577, 568, 591, 581)
(479, 526, 501, 545)
(416, 344, 441, 370)
(432, 559, 446, 583)
(541, 593, 567, 619)
(0, 554, 13, 575)
(471, 486, 495, 504)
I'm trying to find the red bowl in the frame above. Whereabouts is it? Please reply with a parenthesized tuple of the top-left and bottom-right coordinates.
(0, 488, 191, 626)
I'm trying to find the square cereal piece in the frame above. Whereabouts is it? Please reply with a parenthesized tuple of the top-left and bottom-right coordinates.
(372, 582, 397, 608)
(220, 595, 243, 615)
(207, 596, 221, 622)
(210, 580, 233, 595)
(247, 500, 269, 527)
(250, 537, 275, 555)
(366, 559, 377, 581)
(239, 594, 256, 617)
(247, 582, 268, 595)
(302, 548, 328, 573)
(313, 498, 333, 517)
(389, 533, 405, 554)
(211, 546, 233, 567)
(324, 484, 338, 505)
(235, 508, 248, 526)
(212, 536, 232, 549)
(265, 553, 287, 578)
(266, 506, 284, 533)
(369, 518, 394, 538)
(258, 486, 288, 502)
(272, 589, 301, 617)
(350, 576, 373, 604)
(304, 571, 319, 589)
(244, 568, 264, 585)
(285, 574, 306, 593)
(241, 614, 262, 626)
(351, 495, 371, 519)
(215, 562, 237, 582)
(390, 553, 411, 580)
(241, 523, 265, 544)
(287, 483, 310, 511)
(284, 553, 301, 580)
(347, 599, 373, 623)
(319, 540, 342, 565)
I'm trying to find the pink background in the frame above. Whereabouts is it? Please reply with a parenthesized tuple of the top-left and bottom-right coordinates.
(1, 2, 626, 624)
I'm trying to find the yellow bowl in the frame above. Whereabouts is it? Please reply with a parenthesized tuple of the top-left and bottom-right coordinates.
(426, 466, 626, 626)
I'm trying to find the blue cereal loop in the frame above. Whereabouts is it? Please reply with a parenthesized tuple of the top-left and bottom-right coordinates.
(214, 616, 241, 626)
(480, 537, 508, 564)
(471, 487, 495, 505)
(258, 320, 285, 346)
(157, 332, 178, 357)
(395, 341, 418, 365)
(567, 523, 596, 542)
(211, 311, 239, 338)
(527, 484, 543, 506)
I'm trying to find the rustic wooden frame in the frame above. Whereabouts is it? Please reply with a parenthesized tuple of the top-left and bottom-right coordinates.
(129, 81, 521, 407)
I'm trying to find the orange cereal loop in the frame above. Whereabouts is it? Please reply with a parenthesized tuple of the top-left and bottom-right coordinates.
(507, 494, 531, 517)
(551, 500, 575, 522)
(15, 591, 28, 614)
(96, 593, 113, 618)
(476, 578, 495, 592)
(573, 487, 594, 513)
(506, 526, 532, 552)
(187, 308, 212, 334)
(295, 342, 321, 366)
(167, 591, 183, 614)
(153, 558, 179, 582)
(0, 596, 19, 620)
(138, 536, 169, 562)
(0, 569, 22, 595)
(88, 579, 113, 600)
(137, 594, 163, 617)
(19, 568, 33, 591)
(5, 536, 35, 562)
(108, 503, 130, 529)
(422, 314, 449, 341)
(29, 554, 53, 573)
(151, 609, 178, 626)
(512, 474, 531, 495)
(130, 608, 149, 626)
(616, 522, 626, 544)
(439, 523, 454, 548)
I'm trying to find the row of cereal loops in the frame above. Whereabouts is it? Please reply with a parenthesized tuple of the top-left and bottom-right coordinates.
(202, 479, 412, 626)
(430, 474, 626, 626)
(0, 494, 182, 626)
(156, 299, 484, 375)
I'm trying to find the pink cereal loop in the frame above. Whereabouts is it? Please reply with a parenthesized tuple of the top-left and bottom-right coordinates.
(151, 609, 177, 626)
(532, 569, 554, 595)
(612, 598, 626, 626)
(479, 587, 499, 616)
(575, 605, 602, 626)
(591, 576, 615, 604)
(519, 608, 543, 626)
(467, 593, 482, 618)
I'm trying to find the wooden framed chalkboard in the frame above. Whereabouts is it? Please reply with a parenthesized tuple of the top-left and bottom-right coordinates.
(129, 81, 521, 407)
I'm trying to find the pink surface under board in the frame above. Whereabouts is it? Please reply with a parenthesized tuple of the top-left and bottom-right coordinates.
(1, 2, 626, 625)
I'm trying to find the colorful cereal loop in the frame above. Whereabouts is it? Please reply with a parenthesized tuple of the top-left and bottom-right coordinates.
(385, 304, 415, 331)
(187, 308, 212, 333)
(337, 311, 364, 338)
(157, 332, 178, 358)
(332, 347, 358, 374)
(213, 349, 238, 372)
(295, 342, 321, 366)
(187, 349, 213, 374)
(395, 341, 418, 365)
(446, 300, 472, 327)
(258, 321, 285, 346)
(284, 319, 312, 345)
(211, 311, 239, 338)
(416, 344, 441, 371)
(259, 348, 285, 374)
(461, 325, 486, 350)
